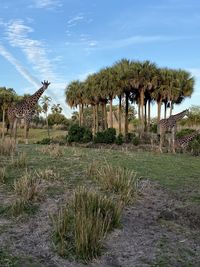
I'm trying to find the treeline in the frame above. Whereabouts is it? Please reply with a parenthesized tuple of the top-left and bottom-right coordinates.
(65, 59, 194, 135)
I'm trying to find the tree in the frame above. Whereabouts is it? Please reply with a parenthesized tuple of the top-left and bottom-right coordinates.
(51, 104, 62, 114)
(40, 95, 52, 138)
(0, 87, 16, 139)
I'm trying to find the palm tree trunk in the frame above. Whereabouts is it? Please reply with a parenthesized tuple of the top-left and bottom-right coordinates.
(138, 102, 141, 121)
(118, 95, 122, 134)
(96, 104, 99, 132)
(157, 100, 162, 124)
(170, 101, 173, 116)
(147, 99, 151, 131)
(144, 101, 147, 131)
(81, 104, 84, 125)
(92, 105, 96, 135)
(104, 103, 108, 129)
(46, 112, 50, 138)
(78, 104, 81, 126)
(101, 103, 104, 130)
(110, 98, 113, 128)
(164, 101, 167, 119)
(125, 92, 129, 138)
(140, 88, 144, 132)
(2, 108, 5, 139)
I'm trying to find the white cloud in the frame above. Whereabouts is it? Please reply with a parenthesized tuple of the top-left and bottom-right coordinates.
(0, 44, 40, 87)
(31, 0, 62, 9)
(67, 15, 84, 27)
(6, 19, 55, 80)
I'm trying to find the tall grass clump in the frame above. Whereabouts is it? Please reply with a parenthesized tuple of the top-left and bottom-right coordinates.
(0, 138, 15, 156)
(11, 152, 27, 168)
(51, 187, 121, 262)
(0, 167, 6, 183)
(11, 171, 42, 216)
(90, 162, 138, 204)
(36, 144, 63, 157)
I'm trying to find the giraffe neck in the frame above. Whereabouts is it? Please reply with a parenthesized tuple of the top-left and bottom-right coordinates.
(170, 110, 188, 122)
(25, 86, 45, 108)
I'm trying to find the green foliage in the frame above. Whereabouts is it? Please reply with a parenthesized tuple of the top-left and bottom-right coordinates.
(36, 137, 51, 145)
(48, 113, 69, 128)
(51, 187, 121, 261)
(115, 133, 123, 145)
(132, 136, 140, 146)
(176, 128, 195, 138)
(94, 128, 116, 144)
(188, 134, 200, 156)
(150, 123, 158, 133)
(67, 124, 92, 143)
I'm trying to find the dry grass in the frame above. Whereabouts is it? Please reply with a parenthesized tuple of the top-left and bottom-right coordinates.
(13, 170, 42, 202)
(11, 170, 43, 216)
(35, 168, 61, 181)
(0, 138, 15, 156)
(88, 162, 138, 204)
(52, 187, 122, 261)
(0, 167, 6, 183)
(11, 152, 27, 168)
(36, 144, 64, 157)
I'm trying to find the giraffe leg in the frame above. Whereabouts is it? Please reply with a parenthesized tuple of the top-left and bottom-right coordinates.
(171, 128, 176, 153)
(12, 118, 18, 143)
(159, 134, 164, 153)
(24, 121, 30, 144)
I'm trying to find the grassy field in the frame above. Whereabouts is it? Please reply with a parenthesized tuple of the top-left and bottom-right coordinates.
(0, 142, 200, 266)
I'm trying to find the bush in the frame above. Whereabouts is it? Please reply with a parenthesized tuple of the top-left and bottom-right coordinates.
(67, 124, 92, 143)
(37, 138, 51, 145)
(188, 134, 200, 156)
(150, 123, 157, 133)
(94, 128, 116, 144)
(125, 132, 136, 143)
(132, 136, 140, 146)
(115, 134, 123, 145)
(176, 128, 195, 138)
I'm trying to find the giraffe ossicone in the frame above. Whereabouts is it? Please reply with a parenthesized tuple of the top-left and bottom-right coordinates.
(7, 80, 51, 144)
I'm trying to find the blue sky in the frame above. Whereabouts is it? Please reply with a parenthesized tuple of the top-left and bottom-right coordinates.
(0, 0, 200, 117)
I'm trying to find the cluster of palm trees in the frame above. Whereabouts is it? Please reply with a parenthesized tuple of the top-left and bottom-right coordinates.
(65, 59, 194, 136)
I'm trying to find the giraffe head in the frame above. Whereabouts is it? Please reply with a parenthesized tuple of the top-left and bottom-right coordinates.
(41, 80, 51, 90)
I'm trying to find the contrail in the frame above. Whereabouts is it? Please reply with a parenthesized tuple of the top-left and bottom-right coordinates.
(0, 44, 71, 116)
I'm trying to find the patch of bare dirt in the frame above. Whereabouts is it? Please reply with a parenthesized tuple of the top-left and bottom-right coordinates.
(0, 181, 199, 267)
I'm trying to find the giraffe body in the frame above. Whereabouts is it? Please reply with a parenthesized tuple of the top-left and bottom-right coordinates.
(7, 81, 50, 143)
(158, 109, 189, 153)
(176, 130, 200, 149)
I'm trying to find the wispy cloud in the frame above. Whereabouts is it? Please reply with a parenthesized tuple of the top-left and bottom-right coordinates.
(6, 19, 55, 79)
(30, 0, 62, 9)
(0, 44, 40, 87)
(67, 15, 84, 27)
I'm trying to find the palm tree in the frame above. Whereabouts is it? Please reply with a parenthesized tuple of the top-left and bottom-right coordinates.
(0, 87, 16, 139)
(51, 103, 62, 114)
(40, 95, 52, 138)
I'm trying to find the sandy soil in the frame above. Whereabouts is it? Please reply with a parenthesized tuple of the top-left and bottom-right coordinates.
(0, 180, 199, 267)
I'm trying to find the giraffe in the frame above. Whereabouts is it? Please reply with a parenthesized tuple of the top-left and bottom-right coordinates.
(158, 109, 189, 153)
(7, 80, 51, 144)
(175, 130, 200, 150)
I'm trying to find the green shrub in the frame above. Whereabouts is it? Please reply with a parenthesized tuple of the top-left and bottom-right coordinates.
(132, 136, 140, 146)
(150, 123, 157, 133)
(94, 128, 116, 144)
(68, 124, 92, 143)
(125, 132, 136, 143)
(37, 138, 51, 145)
(188, 136, 200, 156)
(176, 128, 195, 138)
(115, 134, 123, 145)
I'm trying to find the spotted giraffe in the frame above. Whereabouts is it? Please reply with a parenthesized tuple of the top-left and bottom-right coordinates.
(7, 80, 51, 144)
(175, 130, 200, 149)
(158, 109, 189, 153)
